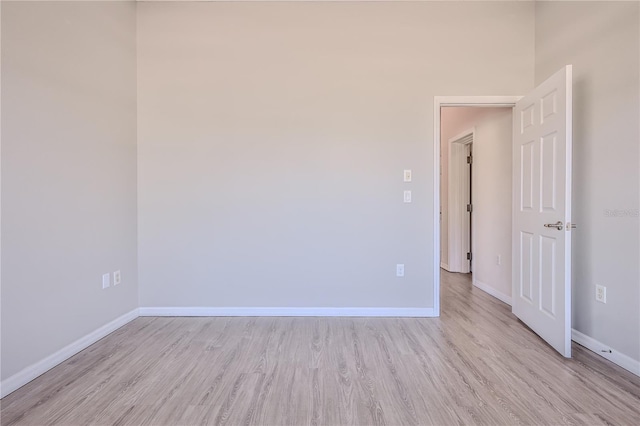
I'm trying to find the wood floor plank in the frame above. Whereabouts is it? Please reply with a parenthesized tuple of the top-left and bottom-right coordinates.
(2, 271, 640, 425)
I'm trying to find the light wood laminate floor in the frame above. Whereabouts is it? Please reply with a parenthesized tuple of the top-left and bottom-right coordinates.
(2, 271, 639, 425)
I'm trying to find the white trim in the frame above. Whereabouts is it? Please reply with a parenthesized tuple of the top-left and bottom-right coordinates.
(0, 309, 139, 398)
(433, 98, 442, 317)
(433, 96, 521, 318)
(572, 329, 640, 377)
(440, 262, 450, 271)
(139, 307, 435, 318)
(472, 278, 512, 306)
(448, 128, 474, 274)
(449, 128, 475, 145)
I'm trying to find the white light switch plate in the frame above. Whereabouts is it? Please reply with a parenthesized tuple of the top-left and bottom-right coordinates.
(113, 270, 121, 286)
(102, 273, 110, 289)
(403, 170, 412, 182)
(403, 190, 412, 203)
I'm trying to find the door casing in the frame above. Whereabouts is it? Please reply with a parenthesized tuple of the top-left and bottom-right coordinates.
(433, 96, 521, 316)
(447, 128, 474, 274)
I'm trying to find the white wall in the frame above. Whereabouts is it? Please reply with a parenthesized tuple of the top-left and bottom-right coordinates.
(536, 1, 640, 363)
(440, 107, 513, 302)
(1, 1, 138, 383)
(472, 109, 513, 302)
(137, 1, 535, 310)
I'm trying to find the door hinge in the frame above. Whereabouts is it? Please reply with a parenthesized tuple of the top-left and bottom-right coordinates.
(466, 204, 473, 213)
(467, 155, 473, 165)
(467, 252, 472, 261)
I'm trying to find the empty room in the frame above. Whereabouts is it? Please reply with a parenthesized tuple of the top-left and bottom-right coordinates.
(1, 0, 639, 425)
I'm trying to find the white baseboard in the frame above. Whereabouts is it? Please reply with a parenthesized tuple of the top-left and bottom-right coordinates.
(472, 278, 512, 306)
(571, 329, 640, 377)
(440, 263, 450, 271)
(139, 306, 436, 318)
(0, 308, 139, 398)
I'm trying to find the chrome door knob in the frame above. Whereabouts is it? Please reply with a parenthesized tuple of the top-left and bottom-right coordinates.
(544, 221, 564, 231)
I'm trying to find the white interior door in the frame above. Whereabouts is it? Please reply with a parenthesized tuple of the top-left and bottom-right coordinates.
(448, 132, 473, 274)
(512, 65, 573, 357)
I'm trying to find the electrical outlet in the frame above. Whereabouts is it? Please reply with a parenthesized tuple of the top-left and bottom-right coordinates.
(113, 270, 121, 286)
(396, 264, 405, 277)
(102, 273, 110, 289)
(595, 284, 606, 303)
(403, 190, 412, 203)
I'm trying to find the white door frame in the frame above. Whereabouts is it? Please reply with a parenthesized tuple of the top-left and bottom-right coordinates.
(433, 96, 521, 316)
(448, 128, 474, 274)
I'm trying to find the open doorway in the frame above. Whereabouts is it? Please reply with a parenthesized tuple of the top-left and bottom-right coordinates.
(439, 106, 514, 307)
(442, 126, 473, 274)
